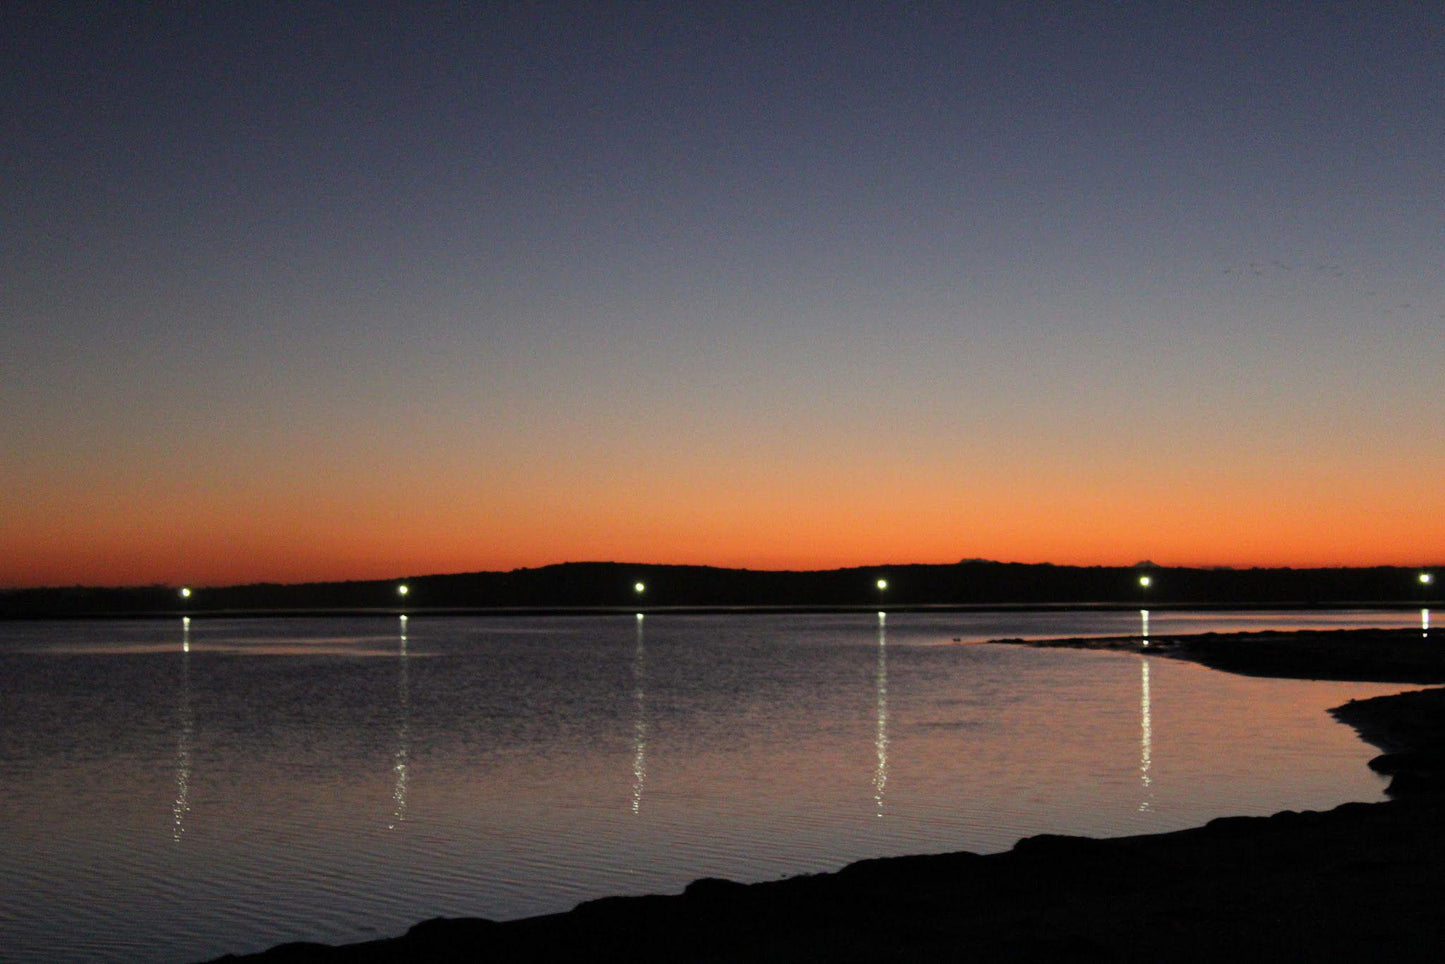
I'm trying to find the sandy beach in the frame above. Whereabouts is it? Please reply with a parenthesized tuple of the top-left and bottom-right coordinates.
(211, 628, 1445, 962)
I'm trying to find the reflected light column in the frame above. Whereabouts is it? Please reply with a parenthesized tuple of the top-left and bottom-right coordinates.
(390, 615, 410, 830)
(874, 611, 889, 818)
(631, 613, 648, 815)
(1424, 608, 1431, 640)
(174, 617, 193, 842)
(1140, 609, 1150, 648)
(1138, 657, 1153, 813)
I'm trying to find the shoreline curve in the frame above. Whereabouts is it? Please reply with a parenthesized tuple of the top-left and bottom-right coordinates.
(209, 628, 1445, 962)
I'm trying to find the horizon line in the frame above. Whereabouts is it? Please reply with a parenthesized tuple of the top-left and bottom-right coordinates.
(5, 557, 1441, 594)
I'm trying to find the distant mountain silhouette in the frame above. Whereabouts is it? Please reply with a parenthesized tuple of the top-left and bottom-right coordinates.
(2, 560, 1437, 617)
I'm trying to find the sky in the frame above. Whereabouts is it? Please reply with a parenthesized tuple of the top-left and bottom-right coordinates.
(3, 1, 1443, 588)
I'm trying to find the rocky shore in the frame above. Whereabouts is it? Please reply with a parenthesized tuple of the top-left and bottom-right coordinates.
(212, 628, 1445, 962)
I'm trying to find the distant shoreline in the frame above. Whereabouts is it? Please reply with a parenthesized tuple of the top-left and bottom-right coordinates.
(212, 627, 1445, 962)
(6, 560, 1438, 619)
(3, 599, 1437, 622)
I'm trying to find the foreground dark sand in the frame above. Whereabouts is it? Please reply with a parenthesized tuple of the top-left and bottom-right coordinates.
(215, 628, 1445, 962)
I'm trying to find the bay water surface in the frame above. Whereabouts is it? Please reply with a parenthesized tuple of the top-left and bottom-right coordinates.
(0, 609, 1430, 962)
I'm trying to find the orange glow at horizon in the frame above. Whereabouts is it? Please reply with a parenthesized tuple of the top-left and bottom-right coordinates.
(4, 464, 1441, 587)
(7, 371, 1442, 589)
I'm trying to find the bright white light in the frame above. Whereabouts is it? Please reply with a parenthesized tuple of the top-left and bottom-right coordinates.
(179, 587, 191, 599)
(1420, 573, 1434, 586)
(1138, 575, 1152, 588)
(876, 578, 888, 591)
(634, 582, 646, 594)
(397, 584, 409, 596)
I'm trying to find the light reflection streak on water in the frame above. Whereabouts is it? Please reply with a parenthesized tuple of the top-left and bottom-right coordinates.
(0, 612, 1424, 963)
(1424, 608, 1431, 639)
(1140, 608, 1149, 647)
(874, 612, 888, 818)
(631, 614, 647, 815)
(390, 616, 409, 830)
(1138, 657, 1153, 813)
(174, 619, 193, 842)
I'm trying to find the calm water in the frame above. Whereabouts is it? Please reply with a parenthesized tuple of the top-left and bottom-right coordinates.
(0, 609, 1429, 963)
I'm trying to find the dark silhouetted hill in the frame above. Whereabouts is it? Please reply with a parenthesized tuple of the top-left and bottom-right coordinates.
(1, 560, 1438, 617)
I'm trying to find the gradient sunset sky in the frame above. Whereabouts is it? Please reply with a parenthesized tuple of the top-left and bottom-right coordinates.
(4, 2, 1442, 588)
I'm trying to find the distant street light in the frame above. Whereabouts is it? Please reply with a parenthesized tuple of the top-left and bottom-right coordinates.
(1138, 575, 1152, 589)
(1421, 572, 1435, 586)
(634, 581, 646, 595)
(397, 584, 409, 597)
(876, 578, 888, 592)
(179, 587, 192, 600)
